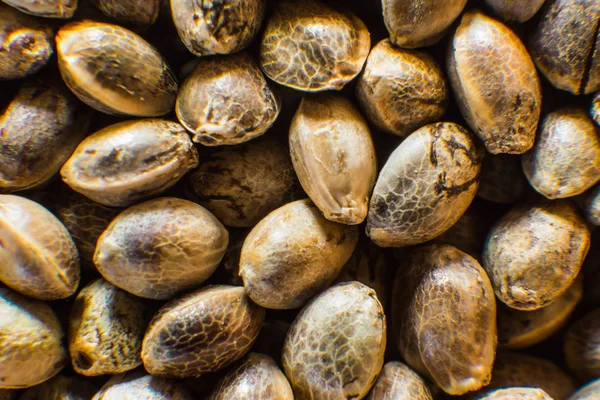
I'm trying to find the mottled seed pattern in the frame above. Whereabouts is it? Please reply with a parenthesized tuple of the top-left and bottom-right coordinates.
(89, 0, 159, 29)
(365, 361, 433, 400)
(2, 0, 77, 18)
(20, 375, 97, 400)
(485, 0, 546, 22)
(478, 387, 554, 400)
(92, 370, 193, 400)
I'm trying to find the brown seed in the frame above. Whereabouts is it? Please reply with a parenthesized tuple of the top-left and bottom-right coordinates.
(483, 201, 590, 310)
(0, 4, 53, 80)
(478, 387, 554, 400)
(393, 245, 497, 395)
(68, 278, 147, 376)
(448, 10, 542, 154)
(56, 20, 178, 116)
(365, 361, 434, 400)
(282, 282, 386, 399)
(290, 94, 377, 225)
(209, 353, 293, 400)
(92, 370, 193, 400)
(366, 122, 484, 248)
(382, 0, 468, 48)
(564, 308, 600, 382)
(0, 75, 91, 194)
(0, 287, 67, 389)
(484, 0, 546, 22)
(52, 190, 122, 266)
(3, 0, 77, 18)
(522, 107, 600, 200)
(20, 375, 97, 400)
(356, 39, 448, 138)
(186, 137, 299, 227)
(61, 119, 198, 207)
(259, 0, 370, 92)
(0, 195, 80, 300)
(94, 197, 228, 300)
(89, 0, 159, 30)
(585, 184, 600, 226)
(176, 52, 280, 146)
(142, 285, 265, 378)
(529, 0, 600, 95)
(498, 276, 583, 349)
(568, 379, 600, 400)
(466, 352, 576, 400)
(171, 0, 265, 56)
(239, 199, 358, 310)
(477, 154, 526, 204)
(0, 390, 18, 400)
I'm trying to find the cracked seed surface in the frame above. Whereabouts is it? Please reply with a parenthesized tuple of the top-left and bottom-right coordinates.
(282, 282, 386, 400)
(56, 20, 178, 116)
(568, 379, 600, 400)
(529, 0, 600, 95)
(0, 76, 91, 194)
(239, 199, 358, 310)
(479, 387, 554, 400)
(89, 0, 159, 29)
(259, 0, 370, 92)
(356, 39, 448, 138)
(61, 119, 199, 207)
(585, 183, 600, 225)
(92, 370, 193, 399)
(392, 245, 497, 395)
(382, 0, 468, 48)
(522, 107, 600, 200)
(20, 375, 97, 400)
(68, 278, 147, 376)
(94, 197, 228, 300)
(0, 195, 80, 301)
(498, 276, 583, 349)
(171, 0, 265, 56)
(466, 352, 576, 400)
(0, 4, 53, 80)
(290, 94, 377, 225)
(366, 122, 483, 248)
(2, 0, 77, 18)
(477, 154, 526, 204)
(449, 11, 541, 154)
(564, 308, 600, 382)
(176, 52, 280, 146)
(484, 0, 546, 22)
(209, 353, 293, 400)
(365, 361, 433, 400)
(187, 137, 299, 227)
(142, 285, 265, 378)
(483, 201, 590, 310)
(0, 287, 67, 389)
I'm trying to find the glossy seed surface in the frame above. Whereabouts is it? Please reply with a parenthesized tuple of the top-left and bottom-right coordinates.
(92, 370, 193, 400)
(2, 0, 77, 18)
(365, 361, 433, 400)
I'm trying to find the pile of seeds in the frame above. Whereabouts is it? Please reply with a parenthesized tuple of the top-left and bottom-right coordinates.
(1, 0, 600, 399)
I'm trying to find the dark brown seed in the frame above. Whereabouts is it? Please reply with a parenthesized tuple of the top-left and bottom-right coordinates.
(564, 308, 600, 382)
(0, 76, 91, 194)
(448, 10, 542, 154)
(56, 21, 178, 116)
(365, 361, 434, 400)
(522, 107, 600, 200)
(68, 279, 147, 376)
(94, 197, 228, 300)
(259, 0, 370, 92)
(19, 375, 97, 400)
(239, 199, 358, 310)
(568, 379, 600, 400)
(392, 245, 497, 395)
(89, 0, 159, 29)
(483, 201, 590, 310)
(585, 184, 600, 225)
(176, 52, 280, 146)
(0, 195, 80, 300)
(186, 137, 299, 227)
(432, 204, 492, 259)
(357, 39, 448, 138)
(366, 122, 484, 247)
(142, 285, 265, 378)
(484, 0, 546, 22)
(382, 0, 468, 48)
(2, 0, 77, 18)
(529, 0, 600, 95)
(92, 370, 193, 400)
(208, 353, 293, 400)
(477, 154, 526, 204)
(252, 320, 290, 363)
(0, 4, 53, 80)
(282, 282, 386, 399)
(171, 0, 265, 56)
(61, 119, 199, 207)
(0, 287, 67, 389)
